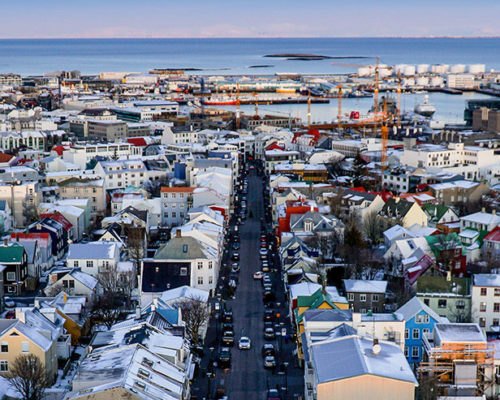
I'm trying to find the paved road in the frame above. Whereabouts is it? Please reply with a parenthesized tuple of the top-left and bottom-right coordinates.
(192, 168, 303, 400)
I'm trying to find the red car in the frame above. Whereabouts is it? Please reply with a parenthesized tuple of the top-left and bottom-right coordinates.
(5, 310, 15, 319)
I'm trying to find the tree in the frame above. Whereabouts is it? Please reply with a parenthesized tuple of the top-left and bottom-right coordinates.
(416, 373, 439, 400)
(127, 227, 145, 272)
(97, 262, 136, 308)
(173, 296, 210, 348)
(91, 292, 122, 329)
(7, 354, 48, 400)
(363, 211, 382, 244)
(352, 152, 367, 187)
(23, 202, 39, 226)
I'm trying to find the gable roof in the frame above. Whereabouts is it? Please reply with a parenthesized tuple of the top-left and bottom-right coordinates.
(67, 242, 119, 260)
(484, 226, 500, 243)
(381, 198, 416, 219)
(343, 279, 388, 294)
(396, 296, 442, 323)
(0, 243, 25, 264)
(422, 203, 457, 222)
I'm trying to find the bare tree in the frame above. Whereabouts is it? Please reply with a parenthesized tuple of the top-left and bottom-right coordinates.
(91, 292, 122, 329)
(97, 263, 136, 301)
(363, 211, 381, 244)
(7, 354, 48, 400)
(416, 373, 439, 400)
(173, 296, 210, 347)
(127, 227, 145, 272)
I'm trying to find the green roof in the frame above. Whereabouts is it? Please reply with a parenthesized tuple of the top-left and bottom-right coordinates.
(425, 233, 465, 256)
(416, 276, 471, 296)
(0, 244, 25, 263)
(154, 236, 207, 260)
(296, 288, 337, 323)
(422, 204, 454, 222)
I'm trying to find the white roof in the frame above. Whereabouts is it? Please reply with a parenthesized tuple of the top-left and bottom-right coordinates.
(474, 274, 500, 287)
(435, 323, 485, 343)
(461, 212, 500, 226)
(67, 241, 118, 260)
(344, 279, 388, 294)
(396, 296, 442, 323)
(160, 285, 209, 304)
(70, 270, 98, 290)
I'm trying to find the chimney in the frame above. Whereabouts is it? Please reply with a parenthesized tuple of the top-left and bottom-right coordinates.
(16, 309, 26, 324)
(176, 229, 182, 238)
(3, 238, 7, 247)
(34, 299, 40, 309)
(310, 204, 314, 213)
(352, 312, 361, 327)
(63, 293, 67, 303)
(493, 210, 497, 216)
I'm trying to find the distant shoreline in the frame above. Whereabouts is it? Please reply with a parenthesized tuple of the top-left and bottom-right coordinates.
(0, 36, 500, 40)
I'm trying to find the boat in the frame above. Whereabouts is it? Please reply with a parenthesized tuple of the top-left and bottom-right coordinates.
(348, 90, 373, 98)
(414, 95, 436, 118)
(202, 96, 237, 105)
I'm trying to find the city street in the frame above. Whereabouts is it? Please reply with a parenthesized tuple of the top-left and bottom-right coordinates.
(192, 166, 304, 400)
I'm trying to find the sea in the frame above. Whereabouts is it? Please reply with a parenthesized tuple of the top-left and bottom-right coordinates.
(1, 37, 499, 123)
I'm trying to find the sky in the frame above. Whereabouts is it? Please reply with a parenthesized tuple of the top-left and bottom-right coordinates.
(2, 0, 500, 39)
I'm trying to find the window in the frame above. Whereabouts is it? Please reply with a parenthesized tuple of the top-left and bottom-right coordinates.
(198, 262, 203, 270)
(495, 303, 500, 313)
(172, 212, 176, 218)
(21, 341, 29, 353)
(0, 361, 7, 372)
(197, 276, 203, 285)
(415, 314, 429, 324)
(208, 261, 213, 269)
(180, 267, 188, 276)
(479, 318, 486, 327)
(348, 293, 354, 301)
(456, 300, 465, 310)
(372, 294, 379, 302)
(209, 276, 213, 284)
(412, 346, 419, 359)
(494, 319, 499, 327)
(404, 347, 409, 357)
(86, 260, 93, 268)
(405, 329, 409, 339)
(422, 328, 430, 337)
(438, 299, 447, 309)
(69, 280, 75, 289)
(412, 329, 420, 339)
(480, 302, 487, 312)
(360, 294, 367, 302)
(481, 288, 487, 296)
(6, 272, 15, 281)
(423, 299, 430, 306)
(495, 288, 500, 296)
(1, 343, 7, 352)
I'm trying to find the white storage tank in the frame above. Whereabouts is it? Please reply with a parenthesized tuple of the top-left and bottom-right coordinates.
(417, 64, 429, 74)
(450, 64, 466, 74)
(416, 77, 429, 86)
(358, 67, 371, 77)
(379, 68, 392, 78)
(430, 76, 444, 87)
(403, 65, 416, 76)
(395, 64, 407, 74)
(402, 78, 415, 87)
(469, 64, 486, 74)
(431, 64, 449, 74)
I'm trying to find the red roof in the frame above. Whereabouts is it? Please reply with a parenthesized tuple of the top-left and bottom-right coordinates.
(52, 145, 69, 156)
(127, 137, 148, 147)
(11, 232, 50, 241)
(350, 187, 367, 193)
(265, 143, 285, 151)
(41, 212, 73, 231)
(161, 187, 195, 193)
(0, 153, 14, 163)
(484, 226, 500, 243)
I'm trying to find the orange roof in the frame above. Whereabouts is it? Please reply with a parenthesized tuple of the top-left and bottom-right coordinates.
(161, 186, 195, 193)
(0, 153, 14, 163)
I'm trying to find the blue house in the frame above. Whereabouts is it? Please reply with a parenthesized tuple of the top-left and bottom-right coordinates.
(397, 296, 443, 367)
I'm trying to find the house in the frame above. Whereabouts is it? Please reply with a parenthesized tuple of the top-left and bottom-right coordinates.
(10, 232, 53, 270)
(305, 334, 417, 400)
(383, 225, 416, 248)
(396, 297, 443, 367)
(460, 210, 500, 233)
(0, 243, 28, 295)
(68, 344, 190, 400)
(140, 231, 219, 305)
(19, 240, 42, 289)
(482, 226, 500, 263)
(29, 217, 68, 260)
(43, 269, 99, 302)
(343, 279, 388, 313)
(425, 233, 467, 277)
(67, 242, 121, 278)
(471, 274, 500, 332)
(419, 323, 495, 398)
(378, 197, 428, 230)
(422, 203, 459, 227)
(289, 210, 345, 241)
(0, 307, 70, 384)
(416, 276, 471, 322)
(56, 178, 106, 220)
(160, 186, 195, 227)
(428, 180, 489, 206)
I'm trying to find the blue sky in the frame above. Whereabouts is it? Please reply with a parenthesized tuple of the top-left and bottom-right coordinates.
(2, 0, 499, 38)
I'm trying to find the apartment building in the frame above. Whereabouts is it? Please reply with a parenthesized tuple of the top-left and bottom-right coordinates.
(160, 186, 194, 227)
(87, 120, 128, 141)
(62, 142, 141, 169)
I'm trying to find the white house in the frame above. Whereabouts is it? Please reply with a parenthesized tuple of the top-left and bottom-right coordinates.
(67, 242, 120, 277)
(471, 274, 500, 331)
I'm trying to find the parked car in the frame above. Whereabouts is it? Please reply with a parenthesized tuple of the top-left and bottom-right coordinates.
(264, 355, 276, 369)
(232, 242, 240, 250)
(263, 291, 276, 303)
(262, 343, 276, 357)
(231, 263, 240, 272)
(223, 311, 233, 323)
(253, 271, 264, 280)
(238, 336, 251, 350)
(263, 309, 274, 322)
(264, 327, 275, 340)
(222, 332, 234, 347)
(232, 252, 240, 261)
(267, 389, 281, 400)
(218, 347, 231, 367)
(3, 297, 15, 308)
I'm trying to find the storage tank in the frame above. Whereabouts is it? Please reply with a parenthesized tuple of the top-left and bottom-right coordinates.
(416, 77, 429, 86)
(430, 76, 444, 87)
(417, 64, 429, 74)
(379, 68, 392, 78)
(395, 64, 407, 74)
(450, 64, 466, 74)
(402, 78, 415, 87)
(431, 64, 449, 74)
(358, 67, 371, 77)
(403, 65, 416, 76)
(469, 64, 486, 74)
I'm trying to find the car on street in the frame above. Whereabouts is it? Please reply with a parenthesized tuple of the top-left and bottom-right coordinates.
(259, 248, 268, 255)
(218, 347, 231, 368)
(267, 389, 281, 400)
(264, 355, 276, 368)
(260, 241, 267, 248)
(263, 309, 274, 321)
(263, 283, 272, 291)
(223, 311, 233, 323)
(253, 271, 264, 279)
(222, 322, 233, 331)
(264, 327, 275, 340)
(263, 291, 276, 303)
(222, 331, 234, 346)
(232, 242, 240, 250)
(231, 263, 240, 272)
(230, 271, 239, 282)
(261, 343, 276, 357)
(232, 252, 240, 261)
(238, 336, 251, 350)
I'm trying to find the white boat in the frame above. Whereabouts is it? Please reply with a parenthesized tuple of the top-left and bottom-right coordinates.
(414, 95, 436, 118)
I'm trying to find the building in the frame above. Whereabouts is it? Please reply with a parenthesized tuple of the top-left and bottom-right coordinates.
(161, 187, 195, 227)
(66, 242, 120, 278)
(378, 198, 428, 230)
(56, 178, 106, 218)
(87, 120, 128, 141)
(428, 180, 489, 207)
(0, 243, 27, 295)
(305, 334, 417, 400)
(471, 274, 500, 331)
(343, 279, 388, 313)
(460, 211, 500, 233)
(264, 150, 300, 174)
(94, 159, 164, 191)
(396, 297, 443, 367)
(483, 226, 500, 262)
(62, 142, 141, 169)
(0, 181, 40, 228)
(447, 73, 475, 89)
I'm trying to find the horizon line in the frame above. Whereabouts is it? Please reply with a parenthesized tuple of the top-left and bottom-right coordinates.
(1, 35, 500, 40)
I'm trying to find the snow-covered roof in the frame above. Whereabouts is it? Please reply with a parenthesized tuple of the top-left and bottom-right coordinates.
(435, 323, 485, 344)
(311, 336, 417, 384)
(461, 212, 500, 226)
(160, 285, 209, 304)
(343, 279, 388, 294)
(474, 274, 500, 287)
(396, 297, 442, 323)
(70, 270, 98, 290)
(67, 241, 119, 260)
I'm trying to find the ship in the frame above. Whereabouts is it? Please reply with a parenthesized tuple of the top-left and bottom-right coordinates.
(414, 95, 436, 118)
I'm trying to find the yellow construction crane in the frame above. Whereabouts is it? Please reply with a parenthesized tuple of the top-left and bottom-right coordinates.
(381, 97, 389, 172)
(396, 72, 402, 126)
(236, 83, 241, 130)
(307, 89, 312, 127)
(373, 56, 380, 113)
(336, 84, 342, 124)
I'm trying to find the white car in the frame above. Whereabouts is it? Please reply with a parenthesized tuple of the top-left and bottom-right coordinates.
(238, 336, 251, 350)
(253, 271, 264, 280)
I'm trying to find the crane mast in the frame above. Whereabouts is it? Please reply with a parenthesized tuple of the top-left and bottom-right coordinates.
(374, 56, 380, 113)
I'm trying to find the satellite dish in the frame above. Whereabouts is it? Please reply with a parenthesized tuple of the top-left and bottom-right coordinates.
(372, 344, 382, 355)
